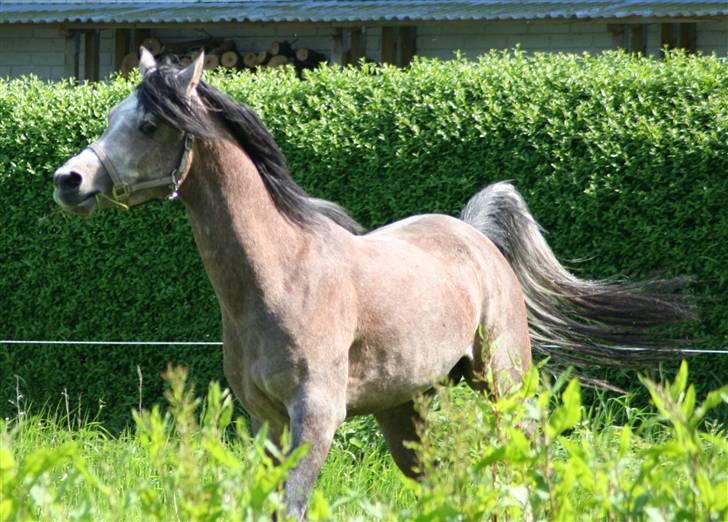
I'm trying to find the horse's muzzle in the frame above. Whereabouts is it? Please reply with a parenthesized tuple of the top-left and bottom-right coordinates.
(53, 169, 98, 217)
(54, 170, 83, 191)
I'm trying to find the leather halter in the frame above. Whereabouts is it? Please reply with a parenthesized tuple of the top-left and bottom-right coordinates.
(87, 134, 194, 210)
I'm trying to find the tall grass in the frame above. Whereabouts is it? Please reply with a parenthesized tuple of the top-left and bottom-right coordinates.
(2, 363, 726, 521)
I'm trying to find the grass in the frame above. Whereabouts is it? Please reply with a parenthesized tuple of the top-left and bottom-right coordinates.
(2, 363, 727, 521)
(3, 417, 410, 520)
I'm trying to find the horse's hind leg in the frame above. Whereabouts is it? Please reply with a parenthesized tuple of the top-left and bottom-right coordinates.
(472, 326, 536, 435)
(374, 401, 424, 479)
(473, 324, 531, 398)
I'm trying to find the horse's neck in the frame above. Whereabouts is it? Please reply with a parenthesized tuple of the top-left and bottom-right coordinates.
(180, 139, 312, 315)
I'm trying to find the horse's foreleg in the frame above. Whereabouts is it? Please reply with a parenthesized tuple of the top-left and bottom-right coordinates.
(284, 389, 345, 520)
(249, 415, 287, 467)
(374, 401, 425, 479)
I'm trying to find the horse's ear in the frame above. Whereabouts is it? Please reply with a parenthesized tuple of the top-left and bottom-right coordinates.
(178, 50, 204, 97)
(139, 47, 156, 76)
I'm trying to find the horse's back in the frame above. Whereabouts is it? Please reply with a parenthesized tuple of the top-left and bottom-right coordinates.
(362, 213, 517, 286)
(365, 213, 481, 247)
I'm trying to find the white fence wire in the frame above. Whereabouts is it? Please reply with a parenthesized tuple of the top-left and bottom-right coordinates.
(1, 340, 726, 354)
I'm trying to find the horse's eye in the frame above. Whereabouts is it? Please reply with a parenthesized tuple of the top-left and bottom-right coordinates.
(139, 120, 157, 136)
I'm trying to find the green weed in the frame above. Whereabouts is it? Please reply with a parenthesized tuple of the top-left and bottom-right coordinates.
(2, 362, 725, 520)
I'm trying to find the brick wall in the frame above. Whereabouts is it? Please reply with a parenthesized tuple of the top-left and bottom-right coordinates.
(0, 26, 114, 80)
(698, 20, 728, 55)
(418, 21, 728, 59)
(0, 27, 67, 79)
(417, 22, 615, 59)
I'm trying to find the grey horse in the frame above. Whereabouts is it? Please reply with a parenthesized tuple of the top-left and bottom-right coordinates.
(53, 49, 691, 519)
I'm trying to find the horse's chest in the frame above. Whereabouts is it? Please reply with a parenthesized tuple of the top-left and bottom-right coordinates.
(223, 327, 308, 417)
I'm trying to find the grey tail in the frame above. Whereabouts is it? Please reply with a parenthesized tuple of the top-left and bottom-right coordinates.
(460, 181, 695, 368)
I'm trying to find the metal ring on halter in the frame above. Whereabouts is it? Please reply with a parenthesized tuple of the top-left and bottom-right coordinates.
(169, 134, 195, 200)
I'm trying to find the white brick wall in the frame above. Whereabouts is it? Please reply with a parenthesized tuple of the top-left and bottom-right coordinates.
(0, 27, 68, 79)
(698, 21, 728, 55)
(626, 22, 727, 56)
(418, 22, 617, 59)
(0, 26, 113, 80)
(418, 21, 728, 60)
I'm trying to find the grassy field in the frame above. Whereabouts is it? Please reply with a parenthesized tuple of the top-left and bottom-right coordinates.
(2, 363, 727, 521)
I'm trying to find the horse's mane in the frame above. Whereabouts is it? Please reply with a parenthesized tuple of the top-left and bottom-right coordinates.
(136, 65, 364, 234)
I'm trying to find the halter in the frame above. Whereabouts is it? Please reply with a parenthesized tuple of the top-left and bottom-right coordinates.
(87, 134, 195, 210)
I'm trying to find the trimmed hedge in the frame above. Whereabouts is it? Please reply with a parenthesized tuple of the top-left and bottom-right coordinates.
(1, 51, 726, 429)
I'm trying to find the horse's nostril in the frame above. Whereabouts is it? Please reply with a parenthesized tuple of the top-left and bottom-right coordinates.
(55, 171, 83, 190)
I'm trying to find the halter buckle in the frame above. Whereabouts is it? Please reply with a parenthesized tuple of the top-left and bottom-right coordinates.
(112, 183, 130, 201)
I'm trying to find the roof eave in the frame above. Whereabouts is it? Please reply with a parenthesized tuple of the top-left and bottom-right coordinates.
(4, 15, 728, 28)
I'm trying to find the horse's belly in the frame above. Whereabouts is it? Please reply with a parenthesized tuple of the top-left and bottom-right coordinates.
(345, 337, 472, 415)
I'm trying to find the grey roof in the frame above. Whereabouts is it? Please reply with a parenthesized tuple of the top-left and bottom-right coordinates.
(2, 1, 728, 25)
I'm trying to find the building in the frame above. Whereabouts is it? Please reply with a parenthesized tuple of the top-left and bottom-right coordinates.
(1, 1, 727, 81)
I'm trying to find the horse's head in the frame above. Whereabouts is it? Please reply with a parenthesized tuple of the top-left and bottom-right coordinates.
(53, 48, 205, 216)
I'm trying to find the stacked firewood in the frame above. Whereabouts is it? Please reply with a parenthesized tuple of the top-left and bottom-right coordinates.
(241, 41, 327, 72)
(120, 37, 327, 76)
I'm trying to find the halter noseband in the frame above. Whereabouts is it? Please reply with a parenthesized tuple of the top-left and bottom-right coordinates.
(87, 134, 194, 210)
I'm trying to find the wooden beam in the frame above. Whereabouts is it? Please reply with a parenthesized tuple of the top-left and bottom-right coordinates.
(399, 26, 416, 66)
(381, 27, 417, 67)
(114, 29, 130, 72)
(349, 27, 364, 64)
(128, 28, 150, 55)
(330, 28, 345, 65)
(660, 23, 678, 50)
(630, 24, 645, 54)
(381, 26, 397, 65)
(84, 30, 100, 81)
(679, 23, 697, 53)
(607, 23, 625, 49)
(64, 30, 80, 79)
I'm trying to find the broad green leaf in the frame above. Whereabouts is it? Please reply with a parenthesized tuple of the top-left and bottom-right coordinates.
(670, 360, 689, 399)
(681, 384, 696, 420)
(547, 379, 581, 440)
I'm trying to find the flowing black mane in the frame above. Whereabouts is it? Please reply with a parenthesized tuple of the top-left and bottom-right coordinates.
(136, 65, 363, 233)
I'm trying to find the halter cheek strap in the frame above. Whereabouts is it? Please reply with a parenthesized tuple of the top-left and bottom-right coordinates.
(87, 134, 194, 210)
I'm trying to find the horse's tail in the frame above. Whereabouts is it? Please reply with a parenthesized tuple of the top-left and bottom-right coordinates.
(460, 181, 695, 368)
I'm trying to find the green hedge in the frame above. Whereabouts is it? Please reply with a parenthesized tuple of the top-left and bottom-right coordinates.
(1, 51, 726, 429)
